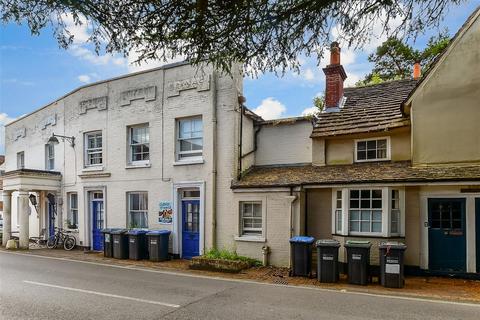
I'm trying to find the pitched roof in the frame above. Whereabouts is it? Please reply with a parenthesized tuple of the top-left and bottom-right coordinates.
(232, 161, 480, 188)
(311, 79, 418, 137)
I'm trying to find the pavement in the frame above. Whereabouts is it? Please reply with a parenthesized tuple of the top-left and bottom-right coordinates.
(1, 250, 480, 319)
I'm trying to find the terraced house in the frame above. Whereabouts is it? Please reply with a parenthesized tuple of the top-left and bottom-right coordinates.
(232, 8, 480, 276)
(2, 7, 479, 278)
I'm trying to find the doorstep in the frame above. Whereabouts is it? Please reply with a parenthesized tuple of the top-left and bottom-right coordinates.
(2, 247, 480, 304)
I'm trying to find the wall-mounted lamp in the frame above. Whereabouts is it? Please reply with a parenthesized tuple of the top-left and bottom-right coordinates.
(48, 133, 75, 148)
(29, 194, 37, 207)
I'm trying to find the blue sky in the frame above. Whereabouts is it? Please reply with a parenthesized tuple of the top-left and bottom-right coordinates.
(0, 1, 478, 153)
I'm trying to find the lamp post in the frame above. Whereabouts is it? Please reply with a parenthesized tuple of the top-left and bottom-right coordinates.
(48, 133, 75, 148)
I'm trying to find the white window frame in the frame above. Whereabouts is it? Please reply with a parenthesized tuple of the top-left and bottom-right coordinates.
(354, 136, 391, 162)
(17, 151, 25, 169)
(176, 116, 203, 162)
(45, 144, 55, 170)
(128, 124, 150, 166)
(332, 187, 404, 237)
(84, 131, 103, 167)
(67, 193, 78, 229)
(127, 192, 149, 229)
(239, 201, 263, 237)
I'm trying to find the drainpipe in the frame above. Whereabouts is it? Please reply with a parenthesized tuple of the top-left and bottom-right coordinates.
(240, 124, 262, 159)
(237, 102, 243, 179)
(211, 71, 218, 249)
(286, 189, 298, 268)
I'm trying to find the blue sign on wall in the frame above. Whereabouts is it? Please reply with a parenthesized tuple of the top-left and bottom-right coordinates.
(159, 201, 173, 224)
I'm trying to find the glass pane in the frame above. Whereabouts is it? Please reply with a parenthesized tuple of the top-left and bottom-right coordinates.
(367, 140, 376, 149)
(361, 190, 370, 198)
(360, 199, 370, 208)
(130, 194, 139, 210)
(357, 151, 366, 160)
(350, 210, 359, 221)
(357, 141, 366, 151)
(372, 222, 382, 232)
(377, 139, 387, 148)
(361, 221, 370, 232)
(350, 190, 359, 199)
(372, 199, 382, 208)
(349, 221, 359, 232)
(372, 190, 382, 198)
(361, 210, 370, 220)
(252, 204, 262, 217)
(350, 199, 359, 208)
(336, 190, 342, 199)
(367, 150, 376, 159)
(336, 199, 342, 209)
(377, 149, 387, 159)
(372, 210, 382, 221)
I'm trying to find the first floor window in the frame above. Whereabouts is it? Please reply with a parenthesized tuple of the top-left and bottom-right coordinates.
(240, 201, 262, 236)
(177, 117, 203, 160)
(17, 151, 25, 169)
(85, 131, 103, 166)
(68, 193, 78, 229)
(45, 144, 55, 170)
(355, 138, 389, 162)
(128, 192, 148, 228)
(129, 125, 150, 164)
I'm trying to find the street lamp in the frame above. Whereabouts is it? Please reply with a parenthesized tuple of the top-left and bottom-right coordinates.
(48, 133, 75, 148)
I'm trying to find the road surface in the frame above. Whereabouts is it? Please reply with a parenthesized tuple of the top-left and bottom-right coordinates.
(0, 251, 478, 319)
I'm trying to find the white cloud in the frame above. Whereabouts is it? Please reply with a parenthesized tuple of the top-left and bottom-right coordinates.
(62, 14, 91, 44)
(78, 74, 91, 83)
(253, 98, 287, 120)
(301, 107, 318, 116)
(303, 68, 315, 81)
(0, 113, 18, 153)
(344, 72, 362, 87)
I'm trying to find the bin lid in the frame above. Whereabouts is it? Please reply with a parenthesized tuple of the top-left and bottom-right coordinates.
(126, 229, 148, 235)
(379, 241, 407, 249)
(289, 236, 315, 244)
(345, 240, 371, 248)
(110, 229, 128, 234)
(315, 239, 340, 247)
(146, 230, 171, 236)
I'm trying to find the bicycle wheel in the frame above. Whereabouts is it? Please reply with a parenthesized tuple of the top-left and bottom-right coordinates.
(46, 235, 58, 249)
(64, 236, 76, 251)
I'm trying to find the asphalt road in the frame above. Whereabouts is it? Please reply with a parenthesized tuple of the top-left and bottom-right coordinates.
(0, 251, 479, 320)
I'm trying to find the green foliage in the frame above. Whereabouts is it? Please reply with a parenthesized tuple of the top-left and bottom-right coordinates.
(203, 248, 261, 266)
(313, 95, 325, 113)
(0, 0, 461, 76)
(357, 31, 450, 86)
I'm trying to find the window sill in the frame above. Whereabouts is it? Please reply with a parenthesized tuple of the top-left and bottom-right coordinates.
(234, 236, 266, 243)
(82, 166, 104, 172)
(173, 159, 204, 166)
(354, 159, 390, 163)
(126, 163, 151, 169)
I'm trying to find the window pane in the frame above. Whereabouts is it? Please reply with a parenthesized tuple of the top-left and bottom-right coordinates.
(360, 199, 370, 208)
(350, 210, 360, 221)
(372, 222, 382, 232)
(349, 221, 359, 232)
(372, 190, 382, 198)
(357, 151, 366, 160)
(367, 140, 376, 149)
(361, 190, 370, 198)
(350, 199, 359, 208)
(361, 221, 370, 232)
(377, 149, 387, 159)
(367, 150, 376, 159)
(357, 141, 366, 151)
(350, 190, 359, 198)
(372, 210, 382, 221)
(361, 210, 370, 220)
(377, 139, 387, 149)
(372, 199, 382, 208)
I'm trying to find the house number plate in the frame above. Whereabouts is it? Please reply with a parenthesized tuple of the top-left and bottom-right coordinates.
(322, 254, 334, 261)
(151, 240, 157, 245)
(385, 263, 400, 274)
(352, 254, 362, 260)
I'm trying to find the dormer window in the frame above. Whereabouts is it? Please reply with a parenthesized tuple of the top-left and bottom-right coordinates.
(354, 137, 390, 162)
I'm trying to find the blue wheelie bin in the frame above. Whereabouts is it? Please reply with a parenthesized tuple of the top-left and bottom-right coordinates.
(289, 236, 315, 277)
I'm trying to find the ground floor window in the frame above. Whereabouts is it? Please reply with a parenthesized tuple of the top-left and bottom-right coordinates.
(334, 187, 403, 237)
(239, 201, 263, 236)
(67, 193, 78, 229)
(127, 192, 148, 228)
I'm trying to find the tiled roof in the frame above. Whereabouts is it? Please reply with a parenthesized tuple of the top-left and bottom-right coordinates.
(232, 161, 480, 188)
(311, 80, 418, 137)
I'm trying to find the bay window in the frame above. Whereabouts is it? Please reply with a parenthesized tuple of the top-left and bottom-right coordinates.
(333, 187, 403, 237)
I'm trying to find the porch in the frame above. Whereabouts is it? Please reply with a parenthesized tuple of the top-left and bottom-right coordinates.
(2, 169, 62, 249)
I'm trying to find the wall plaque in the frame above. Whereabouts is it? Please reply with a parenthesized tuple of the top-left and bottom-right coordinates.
(167, 75, 210, 97)
(79, 96, 108, 114)
(14, 127, 26, 140)
(41, 114, 57, 130)
(120, 86, 156, 106)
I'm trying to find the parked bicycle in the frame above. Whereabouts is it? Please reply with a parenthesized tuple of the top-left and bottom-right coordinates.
(47, 227, 76, 251)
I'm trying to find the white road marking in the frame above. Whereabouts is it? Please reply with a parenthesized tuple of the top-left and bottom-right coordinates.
(3, 251, 478, 308)
(23, 280, 180, 308)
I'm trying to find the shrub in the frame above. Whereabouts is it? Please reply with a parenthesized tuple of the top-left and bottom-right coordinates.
(203, 248, 261, 266)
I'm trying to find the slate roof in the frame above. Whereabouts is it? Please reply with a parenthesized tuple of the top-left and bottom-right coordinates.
(311, 79, 418, 137)
(232, 161, 480, 188)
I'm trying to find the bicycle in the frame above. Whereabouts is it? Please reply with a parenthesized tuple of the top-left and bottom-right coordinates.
(47, 227, 76, 251)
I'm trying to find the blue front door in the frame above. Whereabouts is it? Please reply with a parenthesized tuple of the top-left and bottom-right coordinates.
(182, 200, 200, 259)
(48, 203, 55, 237)
(92, 199, 104, 251)
(476, 198, 480, 273)
(428, 198, 466, 272)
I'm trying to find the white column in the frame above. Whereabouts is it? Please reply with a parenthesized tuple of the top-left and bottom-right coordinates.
(18, 190, 30, 249)
(2, 191, 12, 246)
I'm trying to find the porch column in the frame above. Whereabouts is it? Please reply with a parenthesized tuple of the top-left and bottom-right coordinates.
(2, 190, 12, 246)
(18, 190, 30, 249)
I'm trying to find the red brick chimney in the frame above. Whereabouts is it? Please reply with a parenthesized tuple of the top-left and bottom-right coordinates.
(413, 61, 421, 80)
(323, 42, 347, 110)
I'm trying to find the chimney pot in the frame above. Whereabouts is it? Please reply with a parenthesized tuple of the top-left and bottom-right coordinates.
(413, 62, 421, 80)
(330, 41, 341, 65)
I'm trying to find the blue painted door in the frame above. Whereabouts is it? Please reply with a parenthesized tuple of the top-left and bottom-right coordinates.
(182, 200, 200, 259)
(428, 198, 466, 272)
(48, 203, 55, 237)
(92, 200, 104, 251)
(476, 198, 480, 273)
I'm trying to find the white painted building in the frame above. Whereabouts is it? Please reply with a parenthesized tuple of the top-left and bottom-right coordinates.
(2, 61, 249, 259)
